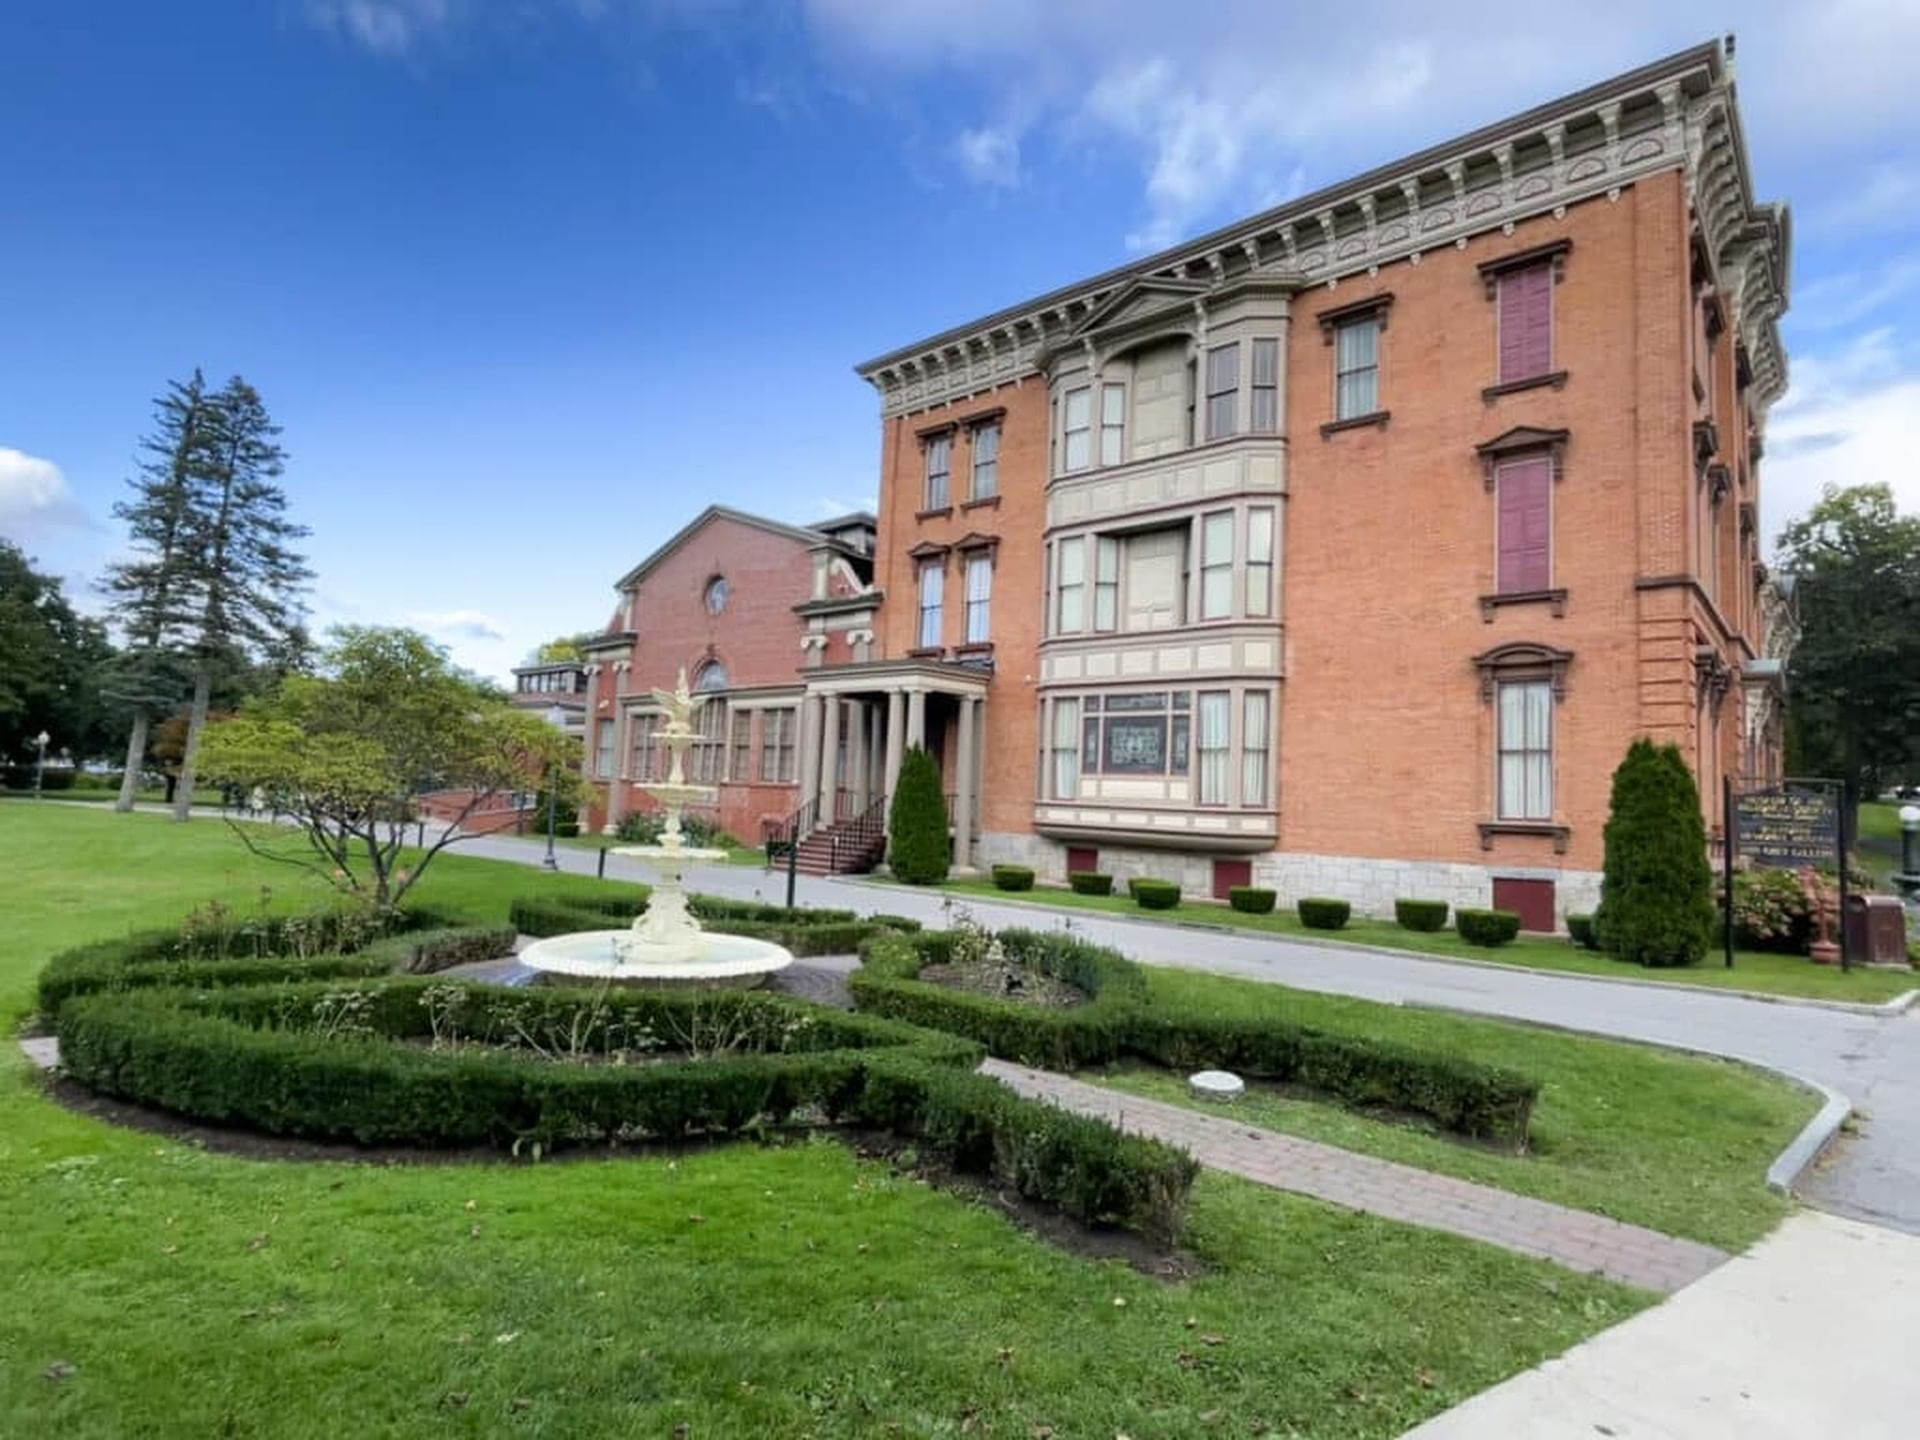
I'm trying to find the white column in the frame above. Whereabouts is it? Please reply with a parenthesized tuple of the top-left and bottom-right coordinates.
(849, 700, 870, 811)
(580, 665, 602, 786)
(602, 663, 630, 834)
(883, 689, 906, 805)
(796, 692, 823, 824)
(817, 694, 841, 818)
(953, 696, 976, 869)
(906, 689, 927, 750)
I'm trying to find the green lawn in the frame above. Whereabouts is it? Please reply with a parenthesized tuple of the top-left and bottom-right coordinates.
(915, 876, 1917, 1003)
(1106, 966, 1807, 1250)
(2, 803, 1655, 1438)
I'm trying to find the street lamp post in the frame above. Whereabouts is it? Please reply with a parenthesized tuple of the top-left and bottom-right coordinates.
(541, 703, 568, 872)
(1895, 804, 1920, 903)
(32, 732, 50, 800)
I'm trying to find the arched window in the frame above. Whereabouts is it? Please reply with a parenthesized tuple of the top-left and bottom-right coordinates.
(704, 575, 729, 615)
(694, 659, 729, 692)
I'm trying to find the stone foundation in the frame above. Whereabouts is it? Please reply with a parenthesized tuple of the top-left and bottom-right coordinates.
(977, 831, 1601, 929)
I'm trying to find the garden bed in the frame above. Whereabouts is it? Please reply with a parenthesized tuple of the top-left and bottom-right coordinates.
(917, 955, 1088, 1009)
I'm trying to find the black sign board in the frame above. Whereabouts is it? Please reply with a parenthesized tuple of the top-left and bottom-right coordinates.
(1733, 786, 1840, 870)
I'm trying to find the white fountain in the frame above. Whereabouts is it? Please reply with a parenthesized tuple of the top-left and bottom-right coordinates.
(518, 669, 795, 989)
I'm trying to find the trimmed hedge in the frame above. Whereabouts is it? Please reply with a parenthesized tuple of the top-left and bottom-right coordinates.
(1456, 908, 1522, 947)
(1566, 913, 1599, 951)
(852, 929, 1149, 1071)
(888, 747, 950, 884)
(1068, 872, 1114, 896)
(1227, 886, 1276, 915)
(1128, 878, 1181, 910)
(34, 907, 489, 1016)
(52, 967, 1193, 1241)
(1595, 739, 1714, 968)
(990, 865, 1036, 892)
(853, 930, 1539, 1146)
(1394, 899, 1449, 932)
(1296, 897, 1350, 930)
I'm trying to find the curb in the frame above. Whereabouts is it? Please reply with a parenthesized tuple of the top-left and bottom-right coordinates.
(838, 878, 1920, 1018)
(1400, 1000, 1853, 1197)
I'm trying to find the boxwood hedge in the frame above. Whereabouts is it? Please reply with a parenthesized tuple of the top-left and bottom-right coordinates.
(1296, 898, 1351, 930)
(1128, 878, 1181, 910)
(1068, 872, 1114, 896)
(853, 929, 1539, 1147)
(52, 965, 1193, 1241)
(1394, 899, 1450, 932)
(1456, 908, 1522, 947)
(990, 865, 1036, 891)
(1227, 886, 1276, 915)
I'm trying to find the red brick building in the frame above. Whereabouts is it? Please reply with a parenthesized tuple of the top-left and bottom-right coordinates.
(809, 40, 1791, 926)
(560, 506, 877, 844)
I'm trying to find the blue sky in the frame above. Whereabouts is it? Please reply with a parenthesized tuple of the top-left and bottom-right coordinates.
(4, 1, 1917, 680)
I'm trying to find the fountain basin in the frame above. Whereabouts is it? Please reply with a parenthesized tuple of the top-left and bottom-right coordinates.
(518, 929, 795, 989)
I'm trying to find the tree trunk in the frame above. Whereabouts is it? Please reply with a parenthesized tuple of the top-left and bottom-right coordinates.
(171, 662, 213, 822)
(115, 713, 149, 812)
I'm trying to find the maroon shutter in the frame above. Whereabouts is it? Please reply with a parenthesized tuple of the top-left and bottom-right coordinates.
(1498, 263, 1552, 382)
(1497, 458, 1552, 593)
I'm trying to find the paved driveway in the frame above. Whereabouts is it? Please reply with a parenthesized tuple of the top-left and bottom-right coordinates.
(443, 830, 1920, 1233)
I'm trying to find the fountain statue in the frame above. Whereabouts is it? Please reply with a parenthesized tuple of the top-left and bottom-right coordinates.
(517, 669, 795, 988)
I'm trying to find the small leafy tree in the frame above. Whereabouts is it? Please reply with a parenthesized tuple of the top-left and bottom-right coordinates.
(197, 627, 581, 911)
(887, 746, 950, 884)
(1594, 738, 1714, 967)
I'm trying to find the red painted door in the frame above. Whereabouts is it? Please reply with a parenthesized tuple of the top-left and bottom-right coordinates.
(1492, 877, 1556, 933)
(1066, 846, 1099, 874)
(1212, 858, 1252, 900)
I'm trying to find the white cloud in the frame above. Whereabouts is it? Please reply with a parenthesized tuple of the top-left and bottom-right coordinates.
(0, 448, 90, 539)
(405, 607, 506, 642)
(1764, 329, 1920, 544)
(306, 0, 453, 57)
(954, 124, 1021, 189)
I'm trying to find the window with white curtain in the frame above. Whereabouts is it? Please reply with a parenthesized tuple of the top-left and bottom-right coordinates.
(1497, 680, 1553, 820)
(917, 561, 944, 649)
(1242, 691, 1270, 806)
(1205, 344, 1239, 440)
(1055, 536, 1086, 632)
(924, 433, 951, 509)
(1250, 337, 1279, 432)
(595, 719, 615, 779)
(964, 551, 992, 644)
(1051, 699, 1080, 799)
(1093, 536, 1120, 631)
(1200, 511, 1234, 620)
(970, 421, 999, 500)
(1335, 317, 1380, 419)
(1099, 383, 1126, 466)
(1196, 692, 1230, 805)
(1246, 507, 1274, 618)
(1063, 387, 1091, 471)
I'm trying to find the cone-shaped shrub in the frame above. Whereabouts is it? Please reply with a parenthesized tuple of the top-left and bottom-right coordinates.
(887, 747, 951, 885)
(1594, 738, 1714, 968)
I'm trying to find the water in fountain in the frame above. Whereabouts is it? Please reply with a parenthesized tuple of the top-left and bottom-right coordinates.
(518, 669, 794, 988)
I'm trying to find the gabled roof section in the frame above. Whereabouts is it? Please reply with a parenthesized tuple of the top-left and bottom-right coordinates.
(613, 505, 832, 591)
(1072, 275, 1210, 337)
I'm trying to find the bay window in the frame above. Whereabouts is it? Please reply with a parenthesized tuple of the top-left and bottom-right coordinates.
(1051, 699, 1080, 799)
(1199, 511, 1234, 620)
(1196, 691, 1230, 805)
(1100, 383, 1126, 466)
(1205, 344, 1238, 440)
(1241, 691, 1270, 806)
(1093, 536, 1120, 631)
(1250, 337, 1279, 433)
(1246, 507, 1274, 617)
(1055, 536, 1086, 632)
(1063, 387, 1091, 472)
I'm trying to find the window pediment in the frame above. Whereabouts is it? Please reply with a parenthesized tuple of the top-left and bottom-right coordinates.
(1476, 425, 1569, 489)
(1473, 642, 1573, 701)
(906, 540, 950, 562)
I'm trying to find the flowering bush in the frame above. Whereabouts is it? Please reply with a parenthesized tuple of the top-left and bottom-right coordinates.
(1725, 867, 1836, 955)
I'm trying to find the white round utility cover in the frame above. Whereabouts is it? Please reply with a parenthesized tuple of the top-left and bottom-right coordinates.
(1188, 1069, 1245, 1101)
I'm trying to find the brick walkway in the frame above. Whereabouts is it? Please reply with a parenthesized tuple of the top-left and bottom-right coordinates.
(982, 1059, 1729, 1294)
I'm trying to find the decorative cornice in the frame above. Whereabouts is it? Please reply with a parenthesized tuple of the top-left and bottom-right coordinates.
(859, 41, 1786, 427)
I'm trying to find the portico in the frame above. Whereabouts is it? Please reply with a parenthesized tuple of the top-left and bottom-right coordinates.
(796, 659, 989, 867)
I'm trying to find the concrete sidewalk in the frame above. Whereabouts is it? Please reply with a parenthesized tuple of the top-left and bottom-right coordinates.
(1402, 1210, 1920, 1438)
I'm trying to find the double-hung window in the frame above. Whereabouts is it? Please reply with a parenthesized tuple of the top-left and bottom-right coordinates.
(1055, 536, 1086, 633)
(1496, 680, 1553, 820)
(1051, 699, 1080, 799)
(729, 710, 752, 781)
(970, 422, 999, 500)
(1242, 691, 1270, 806)
(923, 433, 951, 510)
(632, 713, 661, 783)
(964, 551, 992, 644)
(1196, 692, 1231, 805)
(1335, 317, 1379, 419)
(1205, 344, 1238, 440)
(1062, 388, 1091, 472)
(917, 561, 944, 649)
(1093, 536, 1120, 632)
(1199, 511, 1234, 620)
(594, 719, 615, 779)
(1250, 338, 1279, 432)
(1245, 507, 1274, 618)
(760, 708, 797, 783)
(1099, 383, 1126, 466)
